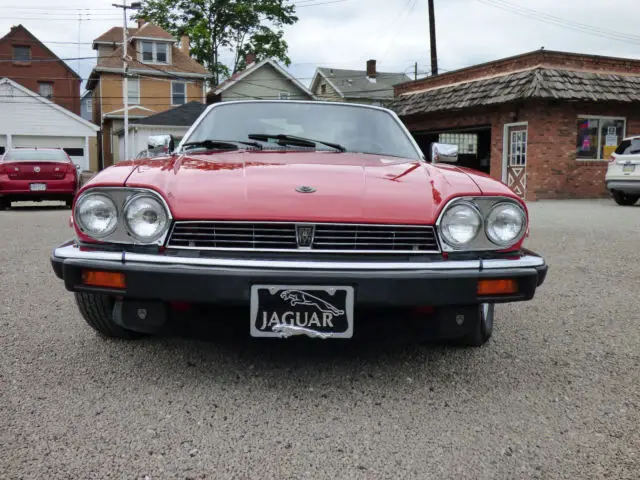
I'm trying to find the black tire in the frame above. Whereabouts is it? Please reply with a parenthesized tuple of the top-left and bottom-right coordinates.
(452, 303, 494, 347)
(612, 191, 639, 206)
(0, 198, 9, 210)
(65, 198, 74, 209)
(75, 292, 142, 339)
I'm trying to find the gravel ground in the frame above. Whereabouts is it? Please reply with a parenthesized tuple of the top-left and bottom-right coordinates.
(1, 199, 639, 479)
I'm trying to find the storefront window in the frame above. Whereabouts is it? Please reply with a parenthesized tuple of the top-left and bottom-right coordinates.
(576, 116, 625, 160)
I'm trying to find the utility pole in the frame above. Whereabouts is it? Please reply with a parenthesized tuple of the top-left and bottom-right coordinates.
(428, 0, 438, 76)
(112, 2, 141, 162)
(414, 61, 418, 80)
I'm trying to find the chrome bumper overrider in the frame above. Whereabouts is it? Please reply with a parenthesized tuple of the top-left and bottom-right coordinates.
(53, 241, 546, 272)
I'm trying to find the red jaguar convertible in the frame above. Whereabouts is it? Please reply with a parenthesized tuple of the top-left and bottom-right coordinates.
(50, 101, 547, 346)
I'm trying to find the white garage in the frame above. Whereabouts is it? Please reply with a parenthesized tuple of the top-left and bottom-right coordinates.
(0, 78, 98, 171)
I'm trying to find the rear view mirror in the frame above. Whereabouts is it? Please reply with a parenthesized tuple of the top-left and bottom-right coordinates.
(431, 143, 459, 163)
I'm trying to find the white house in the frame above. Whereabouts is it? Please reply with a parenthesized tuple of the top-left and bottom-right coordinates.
(116, 100, 207, 160)
(0, 77, 99, 172)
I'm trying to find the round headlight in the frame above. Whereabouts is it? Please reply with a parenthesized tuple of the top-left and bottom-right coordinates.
(440, 203, 482, 247)
(124, 194, 168, 243)
(485, 202, 526, 246)
(75, 193, 118, 238)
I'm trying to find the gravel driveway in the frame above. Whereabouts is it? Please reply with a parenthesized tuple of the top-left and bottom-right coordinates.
(1, 199, 639, 479)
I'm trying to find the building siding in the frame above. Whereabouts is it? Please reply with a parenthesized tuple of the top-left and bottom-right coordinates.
(98, 73, 204, 117)
(312, 76, 343, 102)
(222, 64, 312, 101)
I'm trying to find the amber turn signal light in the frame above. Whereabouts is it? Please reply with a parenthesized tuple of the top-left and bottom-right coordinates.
(477, 279, 518, 296)
(82, 270, 126, 289)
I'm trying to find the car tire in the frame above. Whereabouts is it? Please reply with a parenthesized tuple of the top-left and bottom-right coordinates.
(65, 198, 74, 209)
(0, 198, 9, 210)
(612, 191, 639, 206)
(75, 292, 142, 340)
(452, 303, 494, 347)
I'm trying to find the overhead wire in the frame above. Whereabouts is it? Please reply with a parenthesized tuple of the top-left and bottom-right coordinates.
(477, 0, 640, 45)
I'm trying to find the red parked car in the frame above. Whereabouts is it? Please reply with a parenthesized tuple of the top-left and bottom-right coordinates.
(0, 147, 78, 209)
(50, 101, 548, 347)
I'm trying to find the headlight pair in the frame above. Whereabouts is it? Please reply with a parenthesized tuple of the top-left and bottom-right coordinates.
(75, 189, 170, 244)
(438, 198, 526, 250)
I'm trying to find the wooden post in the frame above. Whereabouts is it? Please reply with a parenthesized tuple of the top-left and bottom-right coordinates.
(428, 0, 438, 76)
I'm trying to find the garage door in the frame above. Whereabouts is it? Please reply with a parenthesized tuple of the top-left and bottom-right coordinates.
(12, 135, 87, 172)
(0, 135, 6, 156)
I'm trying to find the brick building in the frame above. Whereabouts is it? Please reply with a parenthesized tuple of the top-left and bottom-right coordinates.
(391, 49, 640, 200)
(0, 25, 82, 115)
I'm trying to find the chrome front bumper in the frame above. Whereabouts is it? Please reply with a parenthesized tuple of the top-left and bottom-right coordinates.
(51, 241, 548, 306)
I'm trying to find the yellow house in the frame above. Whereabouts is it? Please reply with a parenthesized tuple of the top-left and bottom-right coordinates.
(86, 20, 212, 168)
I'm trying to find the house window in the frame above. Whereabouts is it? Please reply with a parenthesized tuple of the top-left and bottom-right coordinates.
(127, 77, 140, 105)
(38, 82, 54, 99)
(279, 92, 290, 100)
(142, 41, 154, 62)
(156, 43, 168, 64)
(172, 81, 186, 105)
(320, 84, 327, 94)
(86, 97, 93, 113)
(576, 116, 626, 160)
(13, 45, 30, 62)
(438, 132, 478, 155)
(141, 41, 170, 64)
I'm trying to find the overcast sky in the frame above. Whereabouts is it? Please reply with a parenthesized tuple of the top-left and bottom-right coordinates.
(1, 0, 640, 91)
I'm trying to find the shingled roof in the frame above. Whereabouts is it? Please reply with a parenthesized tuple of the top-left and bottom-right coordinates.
(391, 67, 640, 117)
(314, 67, 411, 100)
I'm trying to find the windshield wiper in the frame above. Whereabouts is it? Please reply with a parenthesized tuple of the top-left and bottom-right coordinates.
(181, 139, 263, 152)
(247, 133, 345, 152)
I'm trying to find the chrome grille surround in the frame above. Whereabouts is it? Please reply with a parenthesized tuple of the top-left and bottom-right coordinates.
(166, 221, 440, 253)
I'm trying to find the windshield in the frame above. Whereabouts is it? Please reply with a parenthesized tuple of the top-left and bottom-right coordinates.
(181, 102, 422, 159)
(3, 149, 68, 162)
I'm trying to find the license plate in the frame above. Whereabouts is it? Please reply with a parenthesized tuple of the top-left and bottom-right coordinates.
(30, 183, 46, 191)
(623, 164, 636, 173)
(250, 285, 354, 339)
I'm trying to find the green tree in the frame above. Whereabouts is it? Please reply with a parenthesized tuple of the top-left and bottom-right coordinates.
(136, 0, 298, 85)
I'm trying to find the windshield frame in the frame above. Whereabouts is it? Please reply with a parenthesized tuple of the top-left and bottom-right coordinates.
(175, 100, 425, 161)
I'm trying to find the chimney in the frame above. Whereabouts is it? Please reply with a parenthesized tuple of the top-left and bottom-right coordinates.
(245, 52, 256, 65)
(180, 35, 190, 54)
(137, 18, 146, 28)
(366, 59, 377, 78)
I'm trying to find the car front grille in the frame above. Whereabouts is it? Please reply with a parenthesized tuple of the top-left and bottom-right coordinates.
(167, 222, 440, 253)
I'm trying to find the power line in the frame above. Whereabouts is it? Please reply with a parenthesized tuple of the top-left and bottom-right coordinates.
(477, 0, 640, 45)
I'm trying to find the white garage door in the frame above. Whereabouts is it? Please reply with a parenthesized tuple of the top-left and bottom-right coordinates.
(12, 135, 87, 171)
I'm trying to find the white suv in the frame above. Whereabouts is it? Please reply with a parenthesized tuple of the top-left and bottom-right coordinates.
(606, 136, 640, 206)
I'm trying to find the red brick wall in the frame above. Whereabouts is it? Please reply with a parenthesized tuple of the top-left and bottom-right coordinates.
(0, 26, 81, 114)
(396, 50, 640, 96)
(402, 100, 640, 201)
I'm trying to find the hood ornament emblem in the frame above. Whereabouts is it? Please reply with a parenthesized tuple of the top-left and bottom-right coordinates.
(296, 185, 316, 193)
(34, 166, 41, 173)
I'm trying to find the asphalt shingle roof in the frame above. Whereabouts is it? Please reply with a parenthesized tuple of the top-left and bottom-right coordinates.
(391, 68, 640, 117)
(130, 101, 207, 127)
(317, 67, 411, 100)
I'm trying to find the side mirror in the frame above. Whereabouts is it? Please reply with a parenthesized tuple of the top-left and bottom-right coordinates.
(168, 135, 176, 153)
(431, 143, 459, 163)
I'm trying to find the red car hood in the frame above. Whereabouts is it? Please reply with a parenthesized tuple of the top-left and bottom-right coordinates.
(122, 152, 487, 224)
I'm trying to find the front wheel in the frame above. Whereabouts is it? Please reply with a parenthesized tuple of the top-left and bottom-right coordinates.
(75, 292, 142, 339)
(612, 191, 639, 206)
(452, 303, 494, 347)
(0, 198, 9, 210)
